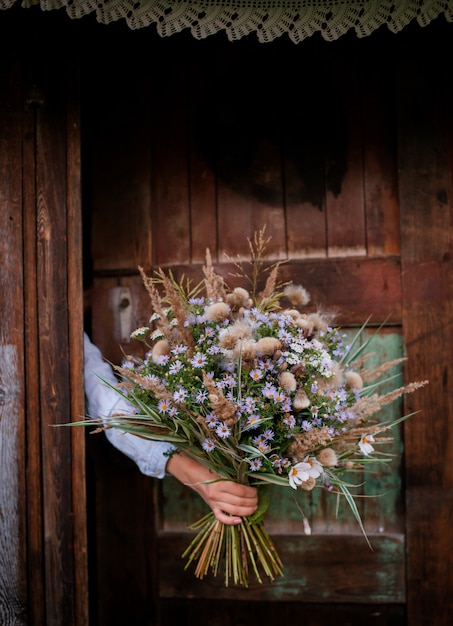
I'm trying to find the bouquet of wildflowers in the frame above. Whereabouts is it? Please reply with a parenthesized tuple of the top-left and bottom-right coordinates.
(87, 229, 427, 587)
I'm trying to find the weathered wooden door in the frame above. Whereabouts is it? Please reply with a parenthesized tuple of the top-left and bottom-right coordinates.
(0, 10, 87, 626)
(83, 15, 452, 626)
(2, 7, 452, 626)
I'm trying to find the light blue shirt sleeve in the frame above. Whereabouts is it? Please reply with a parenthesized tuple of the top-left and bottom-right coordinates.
(84, 332, 175, 478)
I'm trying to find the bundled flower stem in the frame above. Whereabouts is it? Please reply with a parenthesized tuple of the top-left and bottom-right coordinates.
(78, 228, 427, 587)
(181, 487, 282, 587)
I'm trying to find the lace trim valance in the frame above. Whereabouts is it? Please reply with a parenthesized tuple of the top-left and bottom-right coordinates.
(1, 0, 452, 43)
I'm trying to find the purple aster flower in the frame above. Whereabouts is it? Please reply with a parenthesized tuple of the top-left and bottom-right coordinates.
(250, 368, 264, 381)
(190, 352, 208, 368)
(171, 344, 188, 355)
(169, 360, 183, 375)
(195, 389, 208, 403)
(262, 384, 278, 400)
(205, 413, 218, 428)
(216, 423, 231, 439)
(249, 458, 263, 471)
(173, 387, 188, 402)
(244, 414, 261, 429)
(158, 399, 172, 413)
(283, 414, 296, 429)
(202, 439, 215, 453)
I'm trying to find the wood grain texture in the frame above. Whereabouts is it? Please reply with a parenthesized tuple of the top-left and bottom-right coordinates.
(362, 51, 400, 256)
(1, 10, 445, 626)
(22, 72, 46, 626)
(157, 533, 405, 603)
(159, 599, 405, 626)
(0, 52, 27, 626)
(36, 71, 76, 625)
(324, 56, 366, 257)
(88, 51, 153, 273)
(88, 31, 400, 274)
(398, 38, 453, 626)
(151, 55, 191, 267)
(67, 60, 89, 626)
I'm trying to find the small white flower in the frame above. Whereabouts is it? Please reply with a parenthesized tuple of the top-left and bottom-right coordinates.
(173, 387, 188, 402)
(205, 413, 218, 428)
(249, 458, 263, 471)
(150, 328, 164, 340)
(202, 439, 215, 453)
(190, 352, 208, 368)
(216, 423, 231, 439)
(250, 368, 263, 381)
(288, 462, 310, 489)
(359, 434, 375, 456)
(130, 326, 150, 339)
(288, 457, 323, 490)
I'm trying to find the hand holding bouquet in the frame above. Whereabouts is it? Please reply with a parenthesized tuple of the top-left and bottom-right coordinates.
(87, 229, 427, 587)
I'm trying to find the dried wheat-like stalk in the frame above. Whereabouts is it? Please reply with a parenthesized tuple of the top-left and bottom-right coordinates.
(203, 248, 227, 302)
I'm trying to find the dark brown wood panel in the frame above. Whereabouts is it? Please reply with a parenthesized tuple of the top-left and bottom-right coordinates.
(1, 11, 88, 625)
(88, 33, 401, 274)
(325, 56, 366, 257)
(398, 40, 453, 626)
(79, 15, 452, 626)
(188, 62, 218, 264)
(86, 434, 157, 626)
(67, 63, 88, 626)
(0, 53, 27, 626)
(23, 80, 46, 626)
(88, 49, 153, 273)
(362, 52, 400, 256)
(151, 53, 191, 267)
(159, 599, 405, 626)
(157, 533, 405, 603)
(215, 79, 287, 264)
(36, 68, 77, 625)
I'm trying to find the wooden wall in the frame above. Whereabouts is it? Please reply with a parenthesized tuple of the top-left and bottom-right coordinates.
(0, 5, 452, 626)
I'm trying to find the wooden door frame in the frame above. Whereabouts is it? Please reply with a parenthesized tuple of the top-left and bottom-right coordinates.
(398, 42, 453, 624)
(0, 13, 88, 625)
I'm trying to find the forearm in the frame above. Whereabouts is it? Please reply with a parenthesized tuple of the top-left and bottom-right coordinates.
(84, 332, 175, 478)
(166, 452, 258, 525)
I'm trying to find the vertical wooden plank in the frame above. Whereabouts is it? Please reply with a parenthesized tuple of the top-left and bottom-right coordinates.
(217, 172, 287, 262)
(86, 435, 156, 626)
(284, 45, 328, 259)
(398, 38, 453, 626)
(23, 90, 46, 626)
(284, 134, 327, 258)
(151, 43, 191, 266)
(325, 55, 366, 257)
(188, 47, 218, 264)
(88, 32, 153, 272)
(66, 57, 89, 626)
(196, 42, 286, 261)
(35, 59, 75, 626)
(0, 54, 27, 626)
(362, 44, 400, 256)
